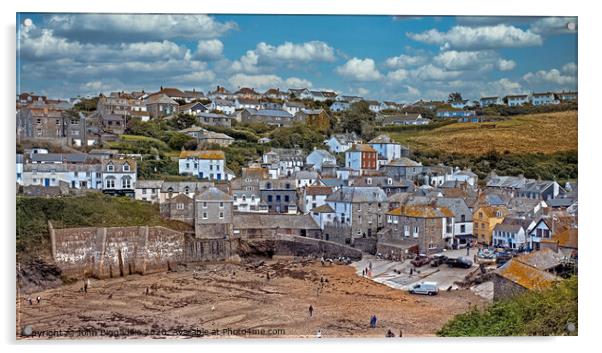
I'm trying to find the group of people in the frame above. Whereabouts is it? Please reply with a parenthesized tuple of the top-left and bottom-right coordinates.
(362, 261, 373, 277)
(26, 296, 41, 305)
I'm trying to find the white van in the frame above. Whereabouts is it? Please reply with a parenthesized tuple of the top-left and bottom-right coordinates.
(409, 281, 439, 296)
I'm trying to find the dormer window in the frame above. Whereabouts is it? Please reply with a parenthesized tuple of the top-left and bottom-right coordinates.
(367, 178, 372, 185)
(123, 163, 130, 172)
(107, 164, 114, 172)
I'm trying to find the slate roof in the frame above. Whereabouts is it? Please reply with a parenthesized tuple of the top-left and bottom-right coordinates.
(161, 181, 213, 193)
(136, 180, 164, 189)
(294, 170, 318, 180)
(543, 228, 578, 249)
(386, 157, 422, 167)
(516, 248, 564, 271)
(320, 178, 348, 188)
(436, 197, 472, 222)
(31, 153, 90, 164)
(145, 93, 178, 105)
(325, 186, 387, 203)
(486, 175, 530, 189)
(232, 213, 320, 230)
(245, 108, 292, 118)
(196, 186, 232, 201)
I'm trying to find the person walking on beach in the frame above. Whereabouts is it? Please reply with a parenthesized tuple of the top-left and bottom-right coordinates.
(309, 305, 314, 317)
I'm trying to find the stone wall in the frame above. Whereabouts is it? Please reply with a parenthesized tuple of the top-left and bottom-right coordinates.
(273, 234, 362, 260)
(492, 273, 527, 301)
(352, 237, 377, 254)
(51, 224, 237, 279)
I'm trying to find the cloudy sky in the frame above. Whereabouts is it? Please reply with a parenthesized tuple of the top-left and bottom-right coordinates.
(16, 14, 577, 102)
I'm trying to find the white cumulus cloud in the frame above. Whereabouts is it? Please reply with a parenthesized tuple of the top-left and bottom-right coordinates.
(407, 24, 543, 50)
(335, 58, 382, 81)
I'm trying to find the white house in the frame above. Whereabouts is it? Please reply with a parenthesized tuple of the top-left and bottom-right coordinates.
(368, 134, 403, 163)
(102, 158, 137, 196)
(282, 101, 306, 116)
(293, 170, 319, 188)
(492, 220, 529, 249)
(235, 98, 261, 110)
(306, 149, 337, 171)
(330, 101, 350, 112)
(530, 92, 559, 106)
(134, 180, 164, 203)
(178, 150, 234, 181)
(303, 185, 333, 213)
(325, 132, 361, 154)
(22, 163, 102, 189)
(210, 99, 236, 115)
(233, 190, 266, 213)
(505, 94, 530, 106)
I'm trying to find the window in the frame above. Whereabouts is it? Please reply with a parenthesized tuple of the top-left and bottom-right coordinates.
(461, 215, 466, 222)
(105, 177, 116, 189)
(121, 176, 132, 189)
(284, 195, 290, 203)
(176, 203, 184, 210)
(142, 189, 147, 195)
(460, 225, 466, 233)
(479, 212, 483, 220)
(202, 212, 208, 219)
(123, 163, 130, 172)
(203, 202, 208, 208)
(219, 202, 224, 208)
(219, 212, 224, 219)
(404, 225, 409, 237)
(413, 226, 419, 238)
(107, 164, 114, 172)
(267, 195, 273, 202)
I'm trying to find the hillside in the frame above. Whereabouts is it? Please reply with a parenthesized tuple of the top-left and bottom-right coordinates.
(16, 194, 192, 257)
(388, 111, 577, 155)
(437, 276, 577, 336)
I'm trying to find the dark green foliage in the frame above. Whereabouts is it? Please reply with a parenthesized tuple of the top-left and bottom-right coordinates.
(73, 96, 99, 112)
(200, 124, 260, 142)
(448, 92, 463, 103)
(338, 101, 375, 137)
(269, 122, 326, 152)
(166, 113, 197, 130)
(412, 150, 578, 183)
(438, 277, 578, 336)
(137, 157, 179, 179)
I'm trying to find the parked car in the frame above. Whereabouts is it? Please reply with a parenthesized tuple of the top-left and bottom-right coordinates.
(411, 254, 431, 267)
(446, 256, 473, 268)
(408, 281, 439, 296)
(430, 254, 448, 267)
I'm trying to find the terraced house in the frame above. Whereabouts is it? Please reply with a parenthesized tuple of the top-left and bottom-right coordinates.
(101, 158, 137, 196)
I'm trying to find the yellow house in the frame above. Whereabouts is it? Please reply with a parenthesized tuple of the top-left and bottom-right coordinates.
(473, 205, 509, 245)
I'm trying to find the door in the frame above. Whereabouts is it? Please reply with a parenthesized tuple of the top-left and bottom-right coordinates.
(44, 178, 50, 187)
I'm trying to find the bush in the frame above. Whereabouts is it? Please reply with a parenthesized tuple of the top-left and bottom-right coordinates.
(438, 277, 577, 336)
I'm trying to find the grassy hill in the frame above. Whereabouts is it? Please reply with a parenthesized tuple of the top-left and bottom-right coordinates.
(387, 111, 577, 155)
(438, 276, 577, 336)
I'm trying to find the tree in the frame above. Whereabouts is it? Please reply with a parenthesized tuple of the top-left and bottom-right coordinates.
(168, 113, 197, 130)
(338, 101, 375, 137)
(448, 92, 463, 103)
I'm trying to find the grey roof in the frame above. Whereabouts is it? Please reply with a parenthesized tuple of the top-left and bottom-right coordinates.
(331, 133, 359, 145)
(515, 248, 563, 271)
(325, 186, 388, 203)
(320, 178, 348, 188)
(198, 112, 231, 119)
(307, 149, 335, 161)
(31, 153, 89, 164)
(196, 186, 232, 201)
(493, 222, 524, 234)
(233, 213, 320, 230)
(386, 157, 422, 167)
(486, 175, 530, 189)
(546, 198, 576, 208)
(23, 163, 101, 173)
(294, 170, 319, 180)
(436, 197, 472, 222)
(245, 108, 293, 118)
(521, 180, 557, 193)
(136, 180, 164, 189)
(161, 181, 213, 193)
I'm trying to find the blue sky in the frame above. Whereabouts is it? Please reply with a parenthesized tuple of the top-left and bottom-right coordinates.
(16, 14, 577, 102)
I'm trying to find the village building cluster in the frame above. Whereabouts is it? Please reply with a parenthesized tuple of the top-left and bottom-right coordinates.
(16, 85, 578, 301)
